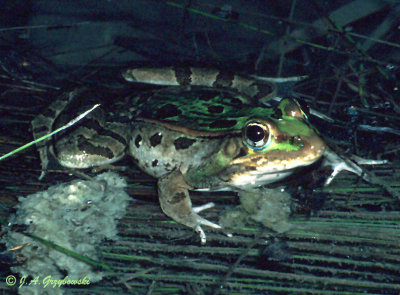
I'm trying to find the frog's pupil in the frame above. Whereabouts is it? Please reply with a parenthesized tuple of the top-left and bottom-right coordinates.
(246, 125, 265, 142)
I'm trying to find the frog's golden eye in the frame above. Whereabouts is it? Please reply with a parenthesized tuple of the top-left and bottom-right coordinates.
(243, 121, 271, 150)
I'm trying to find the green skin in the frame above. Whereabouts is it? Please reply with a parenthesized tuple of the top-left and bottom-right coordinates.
(126, 88, 326, 190)
(132, 89, 316, 137)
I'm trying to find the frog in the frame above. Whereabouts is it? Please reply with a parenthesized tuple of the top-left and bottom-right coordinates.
(32, 67, 328, 244)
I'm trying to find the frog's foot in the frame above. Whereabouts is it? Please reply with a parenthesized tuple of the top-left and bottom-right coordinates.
(322, 148, 387, 185)
(192, 210, 222, 245)
(158, 171, 222, 244)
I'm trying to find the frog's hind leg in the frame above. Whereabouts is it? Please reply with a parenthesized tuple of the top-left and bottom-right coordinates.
(53, 120, 129, 170)
(32, 88, 87, 179)
(157, 170, 221, 244)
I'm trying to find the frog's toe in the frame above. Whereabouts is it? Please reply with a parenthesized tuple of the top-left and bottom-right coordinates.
(194, 224, 207, 244)
(322, 148, 385, 185)
(193, 202, 223, 229)
(193, 205, 232, 239)
(193, 214, 233, 244)
(194, 212, 222, 230)
(193, 214, 221, 244)
(193, 202, 215, 213)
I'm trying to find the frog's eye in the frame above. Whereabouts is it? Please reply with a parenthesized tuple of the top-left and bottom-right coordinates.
(243, 122, 271, 149)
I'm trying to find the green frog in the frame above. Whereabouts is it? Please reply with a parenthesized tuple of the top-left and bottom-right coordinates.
(32, 67, 328, 243)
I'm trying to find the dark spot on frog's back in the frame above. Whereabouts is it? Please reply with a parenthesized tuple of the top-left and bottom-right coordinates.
(156, 103, 182, 119)
(232, 97, 246, 106)
(198, 89, 221, 101)
(174, 137, 196, 150)
(135, 134, 142, 148)
(150, 133, 162, 147)
(210, 119, 237, 129)
(152, 160, 158, 167)
(208, 105, 224, 113)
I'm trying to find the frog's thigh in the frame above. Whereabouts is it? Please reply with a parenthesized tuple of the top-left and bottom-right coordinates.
(55, 122, 128, 168)
(157, 170, 221, 243)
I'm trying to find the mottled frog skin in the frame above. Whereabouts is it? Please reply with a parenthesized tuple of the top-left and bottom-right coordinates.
(32, 68, 326, 243)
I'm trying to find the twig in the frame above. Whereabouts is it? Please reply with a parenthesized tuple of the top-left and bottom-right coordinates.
(0, 104, 100, 161)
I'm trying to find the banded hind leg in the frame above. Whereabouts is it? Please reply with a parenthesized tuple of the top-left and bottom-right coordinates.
(157, 170, 221, 244)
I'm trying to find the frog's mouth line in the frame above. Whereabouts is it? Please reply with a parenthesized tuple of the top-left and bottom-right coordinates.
(232, 147, 326, 168)
(254, 152, 324, 169)
(228, 162, 318, 188)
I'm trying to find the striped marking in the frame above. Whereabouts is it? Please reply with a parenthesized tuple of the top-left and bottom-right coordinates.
(122, 67, 277, 102)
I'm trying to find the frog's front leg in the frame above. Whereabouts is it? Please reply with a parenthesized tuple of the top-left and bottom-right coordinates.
(157, 170, 221, 244)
